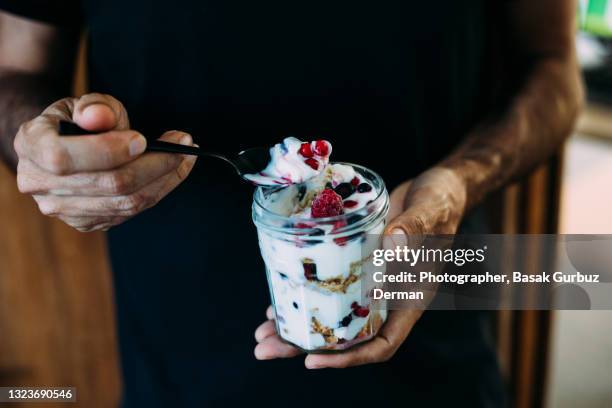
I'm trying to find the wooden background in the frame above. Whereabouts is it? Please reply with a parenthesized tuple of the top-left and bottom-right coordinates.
(0, 163, 121, 408)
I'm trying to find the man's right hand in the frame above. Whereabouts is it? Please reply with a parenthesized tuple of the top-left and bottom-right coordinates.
(14, 93, 197, 232)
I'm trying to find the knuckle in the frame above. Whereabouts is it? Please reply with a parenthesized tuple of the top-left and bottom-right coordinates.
(175, 160, 191, 181)
(405, 214, 427, 234)
(117, 192, 152, 215)
(16, 172, 33, 194)
(160, 150, 180, 169)
(42, 146, 71, 175)
(103, 170, 136, 195)
(37, 199, 59, 216)
(43, 98, 75, 117)
(14, 121, 33, 156)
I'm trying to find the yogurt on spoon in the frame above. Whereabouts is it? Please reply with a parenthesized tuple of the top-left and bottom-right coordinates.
(244, 137, 332, 186)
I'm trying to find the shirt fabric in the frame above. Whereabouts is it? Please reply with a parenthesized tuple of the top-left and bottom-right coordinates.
(1, 1, 508, 406)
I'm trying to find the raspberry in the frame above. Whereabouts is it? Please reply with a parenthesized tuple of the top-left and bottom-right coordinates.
(351, 176, 360, 186)
(304, 158, 319, 170)
(311, 188, 344, 218)
(299, 142, 314, 158)
(313, 140, 330, 156)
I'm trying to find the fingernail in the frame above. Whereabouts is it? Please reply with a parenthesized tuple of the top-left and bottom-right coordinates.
(179, 134, 192, 145)
(304, 357, 321, 369)
(129, 134, 147, 156)
(390, 228, 407, 248)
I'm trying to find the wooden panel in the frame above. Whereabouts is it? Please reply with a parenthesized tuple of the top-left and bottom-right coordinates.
(492, 150, 563, 408)
(0, 162, 121, 408)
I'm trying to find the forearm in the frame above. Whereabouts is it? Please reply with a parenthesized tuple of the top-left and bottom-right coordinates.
(0, 69, 69, 170)
(439, 56, 584, 211)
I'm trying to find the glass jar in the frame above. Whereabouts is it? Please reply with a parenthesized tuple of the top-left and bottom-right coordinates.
(252, 163, 389, 352)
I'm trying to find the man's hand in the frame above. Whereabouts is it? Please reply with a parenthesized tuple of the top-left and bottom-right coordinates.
(254, 167, 466, 368)
(14, 93, 197, 232)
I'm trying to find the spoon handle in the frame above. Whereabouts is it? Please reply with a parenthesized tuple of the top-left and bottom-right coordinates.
(58, 121, 202, 156)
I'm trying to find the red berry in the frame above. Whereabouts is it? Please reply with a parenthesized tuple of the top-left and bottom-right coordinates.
(333, 236, 349, 247)
(295, 222, 314, 229)
(343, 200, 358, 208)
(332, 219, 349, 246)
(299, 142, 314, 158)
(304, 158, 319, 170)
(351, 303, 370, 318)
(313, 140, 330, 156)
(351, 176, 360, 186)
(311, 188, 344, 218)
(354, 307, 370, 318)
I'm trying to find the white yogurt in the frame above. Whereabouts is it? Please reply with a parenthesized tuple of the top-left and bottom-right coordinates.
(244, 137, 331, 186)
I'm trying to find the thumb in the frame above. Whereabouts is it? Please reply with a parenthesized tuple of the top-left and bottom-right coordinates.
(384, 208, 426, 251)
(72, 93, 130, 132)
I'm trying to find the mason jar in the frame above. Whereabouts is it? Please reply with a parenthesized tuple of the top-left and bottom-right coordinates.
(252, 163, 389, 352)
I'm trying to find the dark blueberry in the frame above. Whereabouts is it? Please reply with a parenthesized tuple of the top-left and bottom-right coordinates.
(340, 313, 353, 327)
(297, 185, 307, 201)
(293, 302, 299, 309)
(334, 182, 356, 199)
(325, 182, 333, 189)
(309, 228, 325, 236)
(279, 272, 288, 280)
(301, 239, 323, 247)
(303, 262, 318, 280)
(357, 183, 372, 193)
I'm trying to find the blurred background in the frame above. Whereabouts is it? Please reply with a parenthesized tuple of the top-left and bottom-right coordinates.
(1, 2, 612, 408)
(547, 2, 612, 406)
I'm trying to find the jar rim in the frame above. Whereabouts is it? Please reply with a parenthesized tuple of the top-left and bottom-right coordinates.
(252, 162, 389, 235)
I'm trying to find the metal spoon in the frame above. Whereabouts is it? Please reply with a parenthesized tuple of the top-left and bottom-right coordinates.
(58, 121, 270, 178)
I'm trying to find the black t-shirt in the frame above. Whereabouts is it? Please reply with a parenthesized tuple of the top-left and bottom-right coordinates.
(1, 1, 507, 407)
